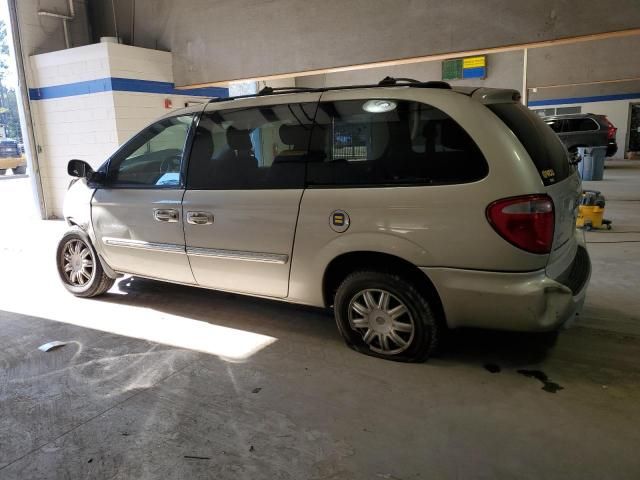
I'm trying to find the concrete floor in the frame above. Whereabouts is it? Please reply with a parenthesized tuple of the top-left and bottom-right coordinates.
(1, 164, 639, 479)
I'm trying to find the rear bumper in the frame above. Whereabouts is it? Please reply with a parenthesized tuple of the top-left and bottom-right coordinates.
(422, 246, 591, 332)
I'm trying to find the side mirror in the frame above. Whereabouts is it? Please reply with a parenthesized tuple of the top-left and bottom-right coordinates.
(68, 159, 93, 178)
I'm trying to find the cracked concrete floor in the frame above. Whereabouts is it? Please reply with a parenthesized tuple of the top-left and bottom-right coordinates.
(1, 165, 639, 479)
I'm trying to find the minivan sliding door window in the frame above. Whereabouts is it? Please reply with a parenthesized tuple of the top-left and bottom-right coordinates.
(186, 103, 317, 190)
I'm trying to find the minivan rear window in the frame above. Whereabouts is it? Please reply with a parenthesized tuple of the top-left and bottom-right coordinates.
(488, 103, 572, 186)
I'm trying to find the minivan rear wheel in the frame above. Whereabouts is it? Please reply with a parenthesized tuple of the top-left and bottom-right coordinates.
(334, 271, 439, 362)
(56, 230, 115, 297)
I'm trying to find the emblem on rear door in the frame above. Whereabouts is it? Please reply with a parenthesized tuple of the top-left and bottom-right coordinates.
(330, 210, 350, 233)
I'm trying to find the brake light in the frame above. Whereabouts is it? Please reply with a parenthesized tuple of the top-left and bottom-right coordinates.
(603, 117, 617, 140)
(486, 195, 555, 254)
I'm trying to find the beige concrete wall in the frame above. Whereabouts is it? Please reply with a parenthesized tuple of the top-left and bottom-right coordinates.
(295, 51, 523, 92)
(527, 36, 640, 88)
(87, 0, 640, 86)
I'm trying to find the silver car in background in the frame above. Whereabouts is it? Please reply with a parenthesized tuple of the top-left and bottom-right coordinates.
(58, 79, 591, 362)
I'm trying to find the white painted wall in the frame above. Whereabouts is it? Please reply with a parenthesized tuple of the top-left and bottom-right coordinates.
(29, 43, 212, 217)
(531, 98, 639, 159)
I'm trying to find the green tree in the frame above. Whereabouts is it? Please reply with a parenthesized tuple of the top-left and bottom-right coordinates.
(0, 20, 22, 142)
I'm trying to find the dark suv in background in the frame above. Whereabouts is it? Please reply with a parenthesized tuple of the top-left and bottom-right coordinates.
(543, 113, 618, 157)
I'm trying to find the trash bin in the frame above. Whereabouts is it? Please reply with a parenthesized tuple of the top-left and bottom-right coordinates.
(577, 146, 607, 181)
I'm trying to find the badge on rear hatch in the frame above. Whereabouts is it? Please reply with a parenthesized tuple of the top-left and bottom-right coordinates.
(541, 169, 556, 181)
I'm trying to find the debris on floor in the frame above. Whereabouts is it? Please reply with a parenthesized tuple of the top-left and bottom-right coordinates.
(483, 363, 501, 373)
(251, 387, 262, 394)
(517, 369, 564, 393)
(184, 455, 211, 460)
(38, 341, 67, 352)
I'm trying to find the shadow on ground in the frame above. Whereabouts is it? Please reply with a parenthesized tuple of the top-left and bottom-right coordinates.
(95, 276, 560, 369)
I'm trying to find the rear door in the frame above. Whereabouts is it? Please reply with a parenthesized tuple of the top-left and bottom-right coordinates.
(487, 103, 581, 260)
(92, 114, 196, 284)
(182, 94, 320, 297)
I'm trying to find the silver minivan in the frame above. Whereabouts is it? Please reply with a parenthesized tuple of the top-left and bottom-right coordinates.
(58, 79, 591, 362)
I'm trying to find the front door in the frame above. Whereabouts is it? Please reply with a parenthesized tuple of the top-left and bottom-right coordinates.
(92, 114, 196, 284)
(182, 95, 320, 297)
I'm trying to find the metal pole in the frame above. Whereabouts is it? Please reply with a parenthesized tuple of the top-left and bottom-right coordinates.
(131, 0, 135, 46)
(522, 48, 528, 106)
(112, 0, 119, 39)
(62, 19, 70, 49)
(7, 0, 47, 219)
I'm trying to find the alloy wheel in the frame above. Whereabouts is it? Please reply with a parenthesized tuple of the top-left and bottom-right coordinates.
(348, 289, 415, 355)
(61, 239, 95, 286)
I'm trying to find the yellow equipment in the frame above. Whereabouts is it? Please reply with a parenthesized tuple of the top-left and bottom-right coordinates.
(576, 190, 612, 231)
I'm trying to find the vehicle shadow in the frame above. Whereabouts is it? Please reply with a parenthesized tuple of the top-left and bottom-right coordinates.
(93, 276, 558, 369)
(438, 328, 557, 369)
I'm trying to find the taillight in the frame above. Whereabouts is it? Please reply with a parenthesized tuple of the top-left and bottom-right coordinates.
(603, 117, 617, 140)
(486, 195, 555, 254)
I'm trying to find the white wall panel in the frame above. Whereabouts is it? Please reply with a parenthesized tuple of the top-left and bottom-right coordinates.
(28, 44, 213, 217)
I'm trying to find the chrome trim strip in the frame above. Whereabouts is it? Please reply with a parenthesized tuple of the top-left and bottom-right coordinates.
(103, 237, 185, 254)
(186, 247, 289, 264)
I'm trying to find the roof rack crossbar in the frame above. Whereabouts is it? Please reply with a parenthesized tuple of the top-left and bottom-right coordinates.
(257, 86, 316, 95)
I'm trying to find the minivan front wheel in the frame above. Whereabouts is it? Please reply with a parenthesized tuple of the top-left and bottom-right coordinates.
(56, 230, 114, 297)
(334, 271, 439, 362)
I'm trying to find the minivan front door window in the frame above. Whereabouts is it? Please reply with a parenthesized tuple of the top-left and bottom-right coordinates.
(107, 115, 194, 187)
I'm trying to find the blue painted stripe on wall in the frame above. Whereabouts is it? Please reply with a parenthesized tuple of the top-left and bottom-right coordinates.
(528, 92, 640, 106)
(28, 77, 228, 101)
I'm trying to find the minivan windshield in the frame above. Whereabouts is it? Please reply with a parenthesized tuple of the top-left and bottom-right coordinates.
(488, 103, 572, 186)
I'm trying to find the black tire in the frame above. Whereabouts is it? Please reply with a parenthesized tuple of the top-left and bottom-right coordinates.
(12, 165, 26, 175)
(0, 169, 6, 175)
(56, 229, 115, 297)
(334, 271, 440, 362)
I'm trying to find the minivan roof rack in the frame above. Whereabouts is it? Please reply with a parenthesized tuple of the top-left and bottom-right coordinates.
(208, 78, 452, 103)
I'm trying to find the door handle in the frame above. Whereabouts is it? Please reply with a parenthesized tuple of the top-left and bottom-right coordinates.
(187, 211, 214, 225)
(153, 208, 179, 223)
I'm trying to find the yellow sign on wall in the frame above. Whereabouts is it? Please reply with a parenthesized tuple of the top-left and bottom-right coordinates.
(462, 56, 486, 69)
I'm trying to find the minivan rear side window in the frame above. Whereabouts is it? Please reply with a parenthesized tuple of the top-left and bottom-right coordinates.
(488, 103, 571, 186)
(306, 100, 488, 187)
